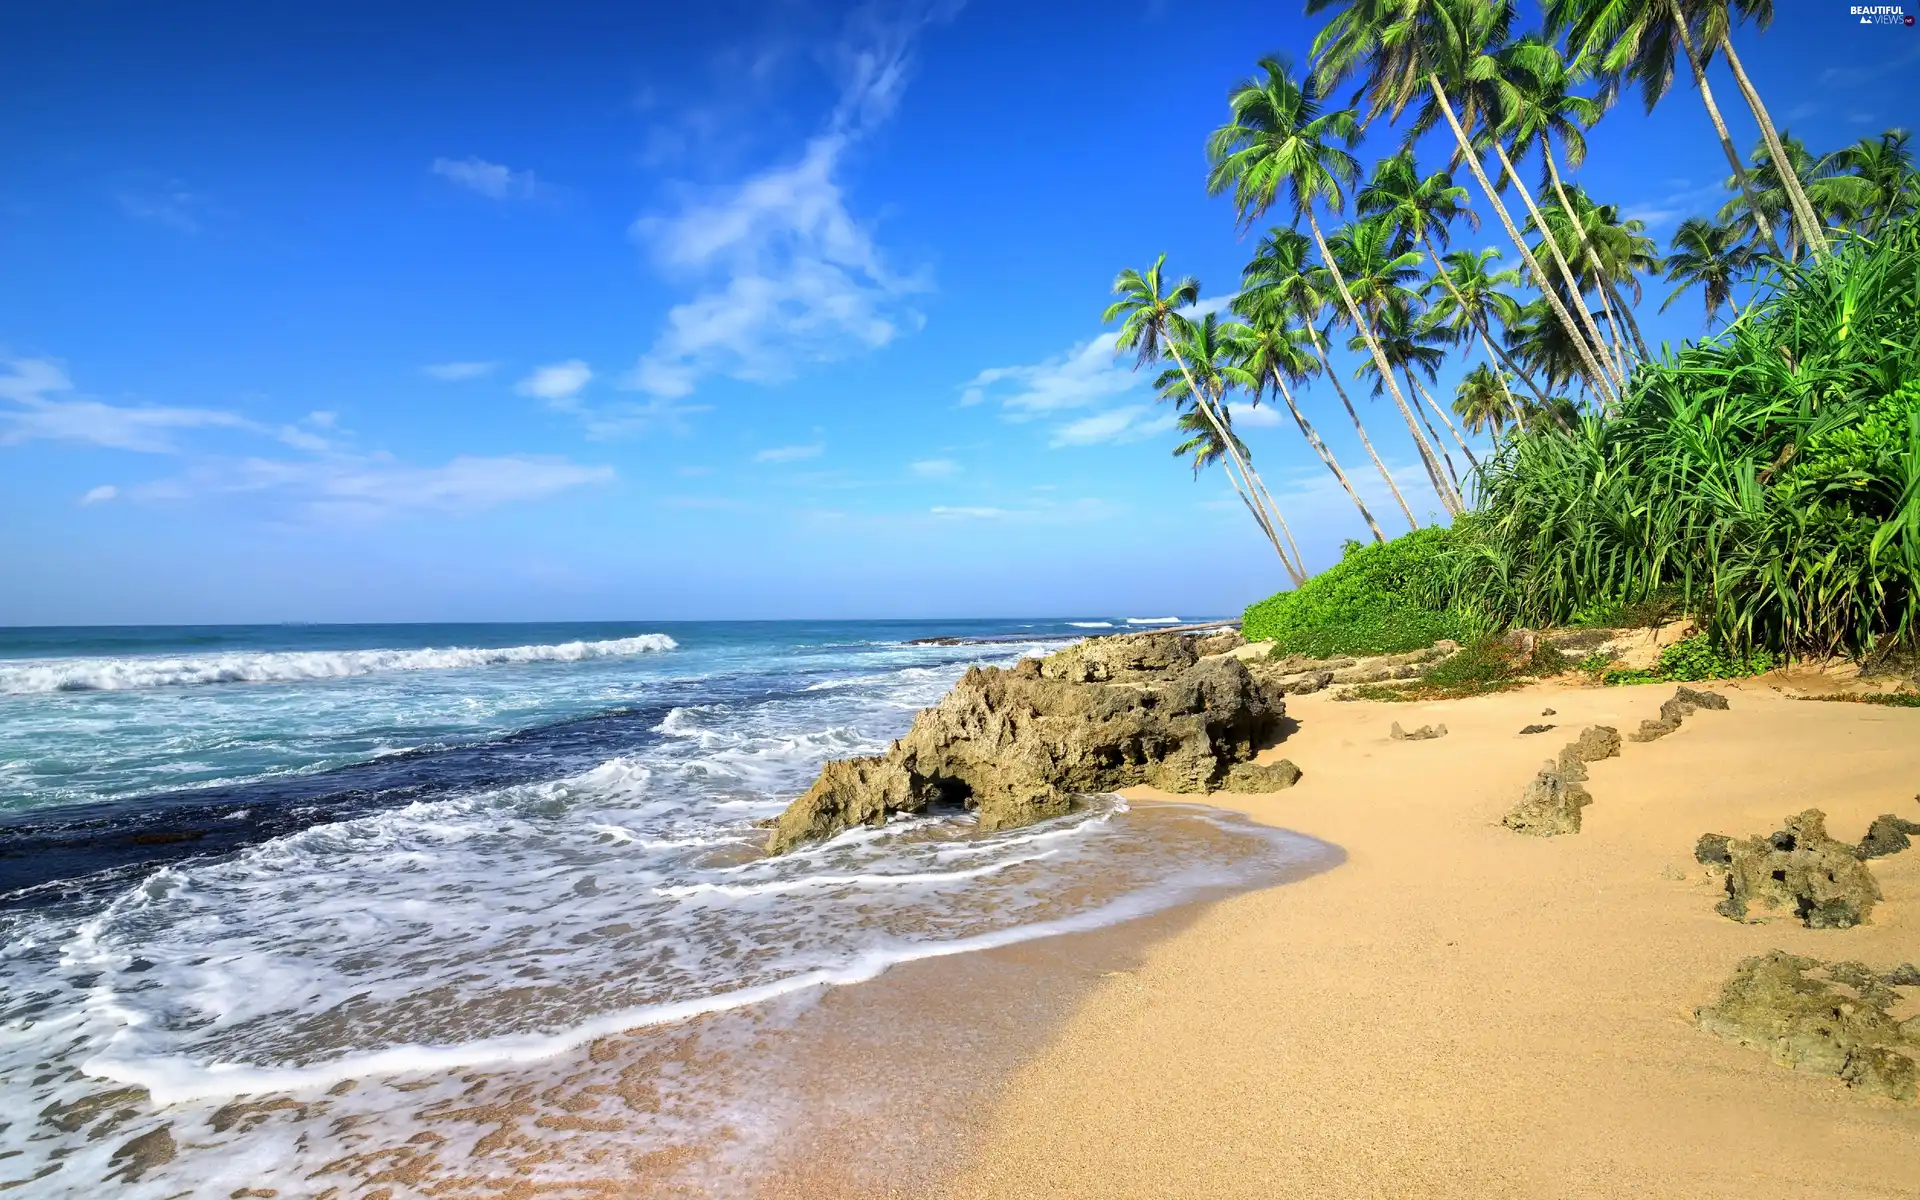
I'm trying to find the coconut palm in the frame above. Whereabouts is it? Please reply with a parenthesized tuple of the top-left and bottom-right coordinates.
(1422, 247, 1542, 419)
(1310, 0, 1623, 407)
(1716, 131, 1842, 261)
(1546, 0, 1784, 259)
(1223, 311, 1389, 543)
(1170, 406, 1248, 477)
(1205, 54, 1461, 518)
(1452, 363, 1514, 436)
(1505, 296, 1593, 412)
(1660, 216, 1750, 326)
(1365, 298, 1481, 479)
(1528, 188, 1658, 364)
(1816, 129, 1917, 234)
(1322, 214, 1467, 509)
(1240, 228, 1422, 530)
(1105, 256, 1303, 581)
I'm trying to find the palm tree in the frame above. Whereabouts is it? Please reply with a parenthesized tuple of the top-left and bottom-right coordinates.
(1366, 298, 1481, 480)
(1223, 311, 1388, 543)
(1153, 311, 1310, 579)
(1816, 129, 1916, 234)
(1505, 296, 1592, 414)
(1205, 55, 1461, 519)
(1323, 213, 1467, 510)
(1311, 0, 1623, 408)
(1717, 131, 1835, 260)
(1695, 0, 1829, 260)
(1240, 228, 1422, 530)
(1528, 188, 1658, 365)
(1546, 0, 1783, 259)
(1422, 247, 1540, 420)
(1105, 257, 1304, 582)
(1452, 363, 1514, 436)
(1659, 216, 1749, 326)
(1171, 406, 1247, 477)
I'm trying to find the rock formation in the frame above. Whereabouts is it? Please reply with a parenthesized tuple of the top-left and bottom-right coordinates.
(1221, 758, 1302, 793)
(1699, 809, 1882, 928)
(1696, 951, 1920, 1101)
(765, 635, 1287, 854)
(1629, 684, 1731, 742)
(1390, 721, 1447, 741)
(1856, 812, 1920, 860)
(1502, 725, 1619, 836)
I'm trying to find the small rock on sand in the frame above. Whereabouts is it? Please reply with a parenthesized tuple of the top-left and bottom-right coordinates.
(1390, 722, 1447, 741)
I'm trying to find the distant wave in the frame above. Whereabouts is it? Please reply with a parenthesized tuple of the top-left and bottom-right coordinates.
(0, 635, 678, 694)
(1065, 621, 1114, 629)
(1125, 617, 1181, 626)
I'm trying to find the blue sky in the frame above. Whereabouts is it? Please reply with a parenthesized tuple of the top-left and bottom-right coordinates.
(2, 0, 1915, 624)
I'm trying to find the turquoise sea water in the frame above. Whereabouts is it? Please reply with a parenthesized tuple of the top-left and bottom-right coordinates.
(0, 617, 1324, 1197)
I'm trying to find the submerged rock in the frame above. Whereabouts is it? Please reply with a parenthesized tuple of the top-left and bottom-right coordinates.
(1696, 951, 1920, 1102)
(1706, 809, 1882, 928)
(1502, 766, 1594, 836)
(1390, 722, 1447, 741)
(766, 635, 1286, 854)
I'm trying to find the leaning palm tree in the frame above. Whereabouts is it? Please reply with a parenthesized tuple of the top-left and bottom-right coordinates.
(1311, 0, 1622, 408)
(1206, 55, 1461, 518)
(1505, 296, 1592, 414)
(1422, 247, 1540, 420)
(1452, 363, 1514, 436)
(1367, 297, 1481, 479)
(1815, 128, 1916, 235)
(1527, 189, 1657, 368)
(1660, 215, 1750, 327)
(1240, 228, 1422, 530)
(1222, 311, 1388, 543)
(1546, 0, 1784, 259)
(1105, 256, 1303, 581)
(1170, 406, 1248, 478)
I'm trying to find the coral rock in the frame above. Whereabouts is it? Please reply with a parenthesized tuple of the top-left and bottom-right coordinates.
(1706, 809, 1882, 928)
(1221, 758, 1303, 793)
(1856, 813, 1920, 860)
(1502, 767, 1593, 837)
(1390, 722, 1447, 741)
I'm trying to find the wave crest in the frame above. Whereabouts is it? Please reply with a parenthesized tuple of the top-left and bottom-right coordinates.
(0, 635, 678, 694)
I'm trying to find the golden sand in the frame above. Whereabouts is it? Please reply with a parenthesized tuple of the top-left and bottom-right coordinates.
(944, 681, 1920, 1199)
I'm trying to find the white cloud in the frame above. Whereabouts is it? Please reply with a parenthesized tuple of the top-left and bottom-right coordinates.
(1236, 403, 1284, 427)
(133, 454, 613, 521)
(1621, 180, 1731, 229)
(0, 357, 257, 453)
(625, 12, 938, 399)
(910, 458, 957, 477)
(755, 442, 824, 463)
(929, 496, 1122, 524)
(79, 484, 118, 505)
(1050, 405, 1175, 447)
(304, 410, 338, 429)
(930, 505, 1007, 518)
(117, 179, 204, 232)
(423, 361, 498, 381)
(516, 360, 593, 402)
(431, 157, 545, 200)
(963, 332, 1139, 414)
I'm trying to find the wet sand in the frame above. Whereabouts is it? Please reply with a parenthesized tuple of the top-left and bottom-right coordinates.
(943, 681, 1920, 1199)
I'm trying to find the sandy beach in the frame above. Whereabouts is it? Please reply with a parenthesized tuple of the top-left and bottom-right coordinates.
(945, 679, 1920, 1199)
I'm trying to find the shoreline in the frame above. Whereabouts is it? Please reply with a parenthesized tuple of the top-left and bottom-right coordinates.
(939, 679, 1920, 1198)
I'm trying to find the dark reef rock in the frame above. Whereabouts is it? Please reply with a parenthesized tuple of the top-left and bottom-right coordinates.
(1694, 832, 1734, 866)
(1519, 723, 1557, 735)
(1704, 809, 1882, 928)
(1630, 686, 1731, 742)
(1554, 725, 1621, 782)
(1390, 721, 1448, 741)
(1696, 951, 1920, 1102)
(1856, 813, 1920, 860)
(765, 633, 1286, 854)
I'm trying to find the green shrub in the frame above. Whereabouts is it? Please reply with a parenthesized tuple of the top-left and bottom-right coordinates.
(1341, 636, 1571, 701)
(1241, 528, 1470, 657)
(1603, 634, 1776, 685)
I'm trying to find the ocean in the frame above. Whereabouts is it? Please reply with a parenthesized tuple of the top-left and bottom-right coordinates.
(0, 619, 1329, 1196)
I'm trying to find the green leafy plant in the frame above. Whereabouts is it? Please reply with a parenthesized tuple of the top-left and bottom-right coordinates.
(1242, 527, 1470, 657)
(1342, 637, 1570, 701)
(1602, 634, 1776, 685)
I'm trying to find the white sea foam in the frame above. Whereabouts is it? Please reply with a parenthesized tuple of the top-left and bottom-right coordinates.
(0, 634, 678, 694)
(1124, 616, 1182, 625)
(1065, 621, 1114, 628)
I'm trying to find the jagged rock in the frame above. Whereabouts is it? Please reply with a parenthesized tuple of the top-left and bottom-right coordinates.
(1695, 951, 1920, 1102)
(1038, 632, 1198, 683)
(1541, 707, 1557, 716)
(766, 641, 1286, 854)
(1628, 718, 1681, 742)
(1706, 809, 1882, 928)
(107, 1125, 177, 1184)
(1555, 725, 1622, 781)
(1631, 686, 1731, 742)
(1856, 814, 1920, 860)
(1222, 758, 1303, 793)
(1194, 630, 1245, 656)
(1695, 833, 1734, 865)
(1503, 766, 1593, 836)
(1270, 669, 1334, 695)
(1519, 723, 1556, 735)
(1675, 684, 1731, 711)
(1390, 721, 1447, 741)
(1886, 963, 1920, 987)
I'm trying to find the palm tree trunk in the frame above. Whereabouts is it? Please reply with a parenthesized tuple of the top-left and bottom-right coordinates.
(1716, 31, 1828, 262)
(1484, 134, 1626, 397)
(1427, 75, 1621, 410)
(1669, 0, 1783, 259)
(1410, 370, 1480, 473)
(1601, 270, 1653, 361)
(1270, 366, 1387, 543)
(1540, 149, 1635, 376)
(1249, 467, 1311, 575)
(1479, 331, 1522, 428)
(1403, 367, 1462, 490)
(1309, 326, 1420, 531)
(1306, 208, 1462, 517)
(1415, 228, 1553, 411)
(1165, 345, 1306, 583)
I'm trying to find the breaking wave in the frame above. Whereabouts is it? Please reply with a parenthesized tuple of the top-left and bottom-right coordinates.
(0, 635, 679, 694)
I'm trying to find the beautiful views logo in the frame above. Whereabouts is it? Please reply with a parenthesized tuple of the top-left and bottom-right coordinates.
(1849, 3, 1913, 23)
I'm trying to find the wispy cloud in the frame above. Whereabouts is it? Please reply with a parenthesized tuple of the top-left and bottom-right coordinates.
(929, 496, 1122, 524)
(962, 332, 1139, 413)
(754, 441, 824, 463)
(423, 360, 499, 381)
(515, 360, 593, 402)
(1049, 405, 1175, 448)
(79, 484, 118, 505)
(133, 454, 614, 521)
(117, 178, 205, 232)
(1621, 179, 1730, 229)
(0, 357, 259, 452)
(910, 457, 958, 477)
(625, 7, 946, 400)
(431, 157, 548, 201)
(1819, 43, 1920, 88)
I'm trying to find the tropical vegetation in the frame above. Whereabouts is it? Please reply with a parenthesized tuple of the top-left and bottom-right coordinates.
(1094, 0, 1919, 665)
